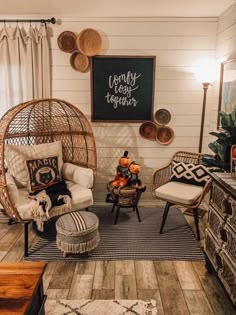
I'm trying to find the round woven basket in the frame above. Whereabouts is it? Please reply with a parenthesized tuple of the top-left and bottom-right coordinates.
(139, 121, 158, 141)
(57, 31, 77, 53)
(70, 52, 90, 72)
(156, 126, 174, 145)
(76, 28, 102, 56)
(154, 109, 171, 125)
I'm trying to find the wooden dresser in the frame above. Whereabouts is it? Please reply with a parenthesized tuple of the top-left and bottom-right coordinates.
(205, 172, 236, 305)
(0, 262, 46, 315)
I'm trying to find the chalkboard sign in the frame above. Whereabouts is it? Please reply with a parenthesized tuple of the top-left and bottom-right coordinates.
(91, 55, 156, 122)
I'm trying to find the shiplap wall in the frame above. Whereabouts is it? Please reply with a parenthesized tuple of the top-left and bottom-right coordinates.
(217, 3, 236, 62)
(51, 17, 218, 202)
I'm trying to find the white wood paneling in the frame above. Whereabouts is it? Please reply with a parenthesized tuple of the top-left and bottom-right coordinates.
(51, 49, 216, 67)
(50, 17, 218, 201)
(217, 5, 236, 34)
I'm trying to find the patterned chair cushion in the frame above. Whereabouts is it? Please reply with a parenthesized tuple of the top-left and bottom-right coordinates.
(170, 161, 210, 187)
(56, 211, 98, 234)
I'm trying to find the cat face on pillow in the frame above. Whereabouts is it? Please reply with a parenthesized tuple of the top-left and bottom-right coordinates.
(26, 156, 61, 192)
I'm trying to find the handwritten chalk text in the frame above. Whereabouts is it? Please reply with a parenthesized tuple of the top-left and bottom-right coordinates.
(105, 71, 141, 109)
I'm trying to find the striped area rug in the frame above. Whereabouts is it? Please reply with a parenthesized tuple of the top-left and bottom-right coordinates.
(26, 206, 205, 261)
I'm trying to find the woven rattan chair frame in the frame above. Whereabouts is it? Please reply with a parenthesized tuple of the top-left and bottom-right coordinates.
(0, 98, 97, 223)
(151, 150, 211, 208)
(151, 151, 212, 240)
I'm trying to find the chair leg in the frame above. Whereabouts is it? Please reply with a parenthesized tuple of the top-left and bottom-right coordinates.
(111, 203, 116, 213)
(135, 205, 141, 222)
(193, 208, 200, 241)
(24, 223, 30, 257)
(8, 218, 18, 225)
(160, 202, 171, 234)
(114, 206, 120, 224)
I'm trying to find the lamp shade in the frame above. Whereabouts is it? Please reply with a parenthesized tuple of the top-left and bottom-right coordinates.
(195, 60, 216, 83)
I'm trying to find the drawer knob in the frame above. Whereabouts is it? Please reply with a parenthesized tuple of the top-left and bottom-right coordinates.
(222, 200, 232, 215)
(220, 228, 227, 242)
(215, 253, 222, 269)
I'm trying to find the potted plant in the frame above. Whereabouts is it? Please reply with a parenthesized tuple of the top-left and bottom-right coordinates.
(201, 108, 236, 171)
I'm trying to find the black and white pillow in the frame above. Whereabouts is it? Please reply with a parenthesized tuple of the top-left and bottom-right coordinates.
(26, 156, 61, 192)
(170, 161, 210, 187)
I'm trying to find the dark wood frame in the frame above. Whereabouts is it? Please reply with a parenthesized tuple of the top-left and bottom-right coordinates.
(91, 55, 156, 122)
(218, 59, 236, 128)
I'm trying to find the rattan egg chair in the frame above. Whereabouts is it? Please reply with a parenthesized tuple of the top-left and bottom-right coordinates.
(0, 98, 97, 256)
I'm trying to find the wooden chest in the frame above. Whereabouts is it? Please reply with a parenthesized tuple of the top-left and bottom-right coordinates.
(205, 172, 236, 305)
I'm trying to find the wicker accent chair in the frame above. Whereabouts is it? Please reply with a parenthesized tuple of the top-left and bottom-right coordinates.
(151, 151, 212, 240)
(0, 98, 97, 256)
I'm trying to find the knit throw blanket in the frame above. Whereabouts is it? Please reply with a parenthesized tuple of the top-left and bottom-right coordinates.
(29, 180, 72, 231)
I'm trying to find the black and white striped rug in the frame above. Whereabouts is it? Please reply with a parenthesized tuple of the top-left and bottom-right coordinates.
(26, 207, 205, 261)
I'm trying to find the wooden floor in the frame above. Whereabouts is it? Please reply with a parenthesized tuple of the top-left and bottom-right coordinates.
(0, 213, 235, 315)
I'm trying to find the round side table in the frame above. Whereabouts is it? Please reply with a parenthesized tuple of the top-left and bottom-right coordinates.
(106, 181, 146, 224)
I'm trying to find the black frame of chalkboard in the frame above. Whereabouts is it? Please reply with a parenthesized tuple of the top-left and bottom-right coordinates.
(91, 55, 156, 122)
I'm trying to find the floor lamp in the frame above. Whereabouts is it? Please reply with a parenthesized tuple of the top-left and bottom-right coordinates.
(195, 60, 216, 154)
(198, 82, 210, 153)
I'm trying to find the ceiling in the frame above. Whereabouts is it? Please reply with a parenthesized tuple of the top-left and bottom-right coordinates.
(0, 0, 236, 17)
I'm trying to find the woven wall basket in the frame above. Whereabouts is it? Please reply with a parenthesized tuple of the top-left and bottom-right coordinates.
(139, 121, 158, 141)
(57, 31, 77, 53)
(76, 28, 102, 56)
(70, 52, 90, 72)
(154, 108, 171, 125)
(156, 126, 174, 145)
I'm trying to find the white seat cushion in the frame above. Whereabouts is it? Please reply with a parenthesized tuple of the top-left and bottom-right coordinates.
(16, 180, 93, 220)
(62, 163, 94, 189)
(155, 181, 203, 205)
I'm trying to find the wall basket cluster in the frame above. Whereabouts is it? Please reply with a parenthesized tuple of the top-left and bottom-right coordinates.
(139, 108, 174, 145)
(57, 28, 102, 72)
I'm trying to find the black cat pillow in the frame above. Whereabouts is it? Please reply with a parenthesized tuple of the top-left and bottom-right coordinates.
(26, 156, 61, 192)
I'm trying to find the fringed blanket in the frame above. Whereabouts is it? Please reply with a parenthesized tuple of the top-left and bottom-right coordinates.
(29, 180, 72, 231)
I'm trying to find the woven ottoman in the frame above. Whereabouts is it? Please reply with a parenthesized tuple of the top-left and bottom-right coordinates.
(56, 211, 100, 257)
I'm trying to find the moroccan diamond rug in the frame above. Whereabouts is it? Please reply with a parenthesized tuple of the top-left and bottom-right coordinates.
(45, 299, 158, 315)
(26, 207, 205, 261)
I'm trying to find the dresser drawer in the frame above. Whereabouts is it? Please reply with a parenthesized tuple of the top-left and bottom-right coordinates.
(218, 250, 236, 304)
(204, 228, 222, 271)
(208, 206, 225, 242)
(221, 223, 236, 266)
(210, 183, 230, 218)
(226, 196, 236, 230)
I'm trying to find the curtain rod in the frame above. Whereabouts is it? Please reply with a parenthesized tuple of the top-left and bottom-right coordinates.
(0, 17, 56, 24)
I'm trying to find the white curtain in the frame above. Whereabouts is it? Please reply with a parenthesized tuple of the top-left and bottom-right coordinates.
(0, 24, 51, 117)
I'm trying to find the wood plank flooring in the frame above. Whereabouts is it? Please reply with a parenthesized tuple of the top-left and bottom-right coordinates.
(0, 215, 235, 315)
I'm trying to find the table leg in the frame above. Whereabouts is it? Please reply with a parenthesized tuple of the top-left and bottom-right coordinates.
(111, 203, 116, 213)
(135, 205, 141, 222)
(114, 206, 120, 224)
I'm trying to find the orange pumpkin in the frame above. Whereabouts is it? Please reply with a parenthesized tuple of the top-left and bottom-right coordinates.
(128, 161, 142, 188)
(129, 163, 141, 174)
(232, 146, 236, 158)
(119, 156, 130, 168)
(111, 151, 130, 188)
